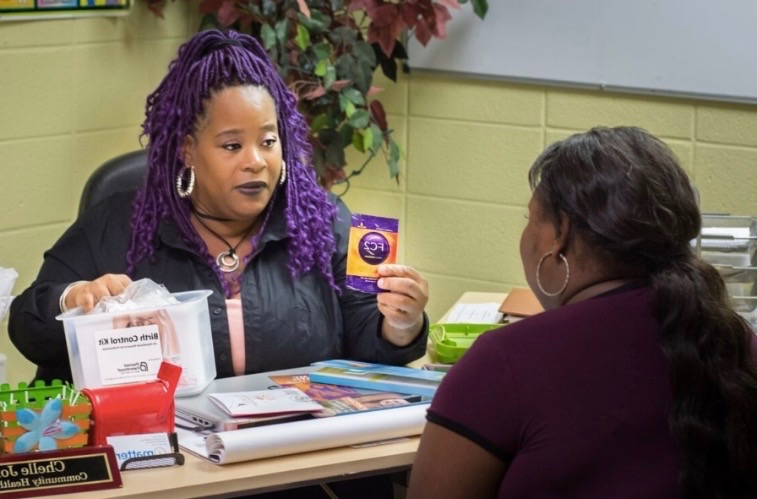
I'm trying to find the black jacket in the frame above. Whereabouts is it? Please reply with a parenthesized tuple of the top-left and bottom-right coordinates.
(9, 191, 427, 383)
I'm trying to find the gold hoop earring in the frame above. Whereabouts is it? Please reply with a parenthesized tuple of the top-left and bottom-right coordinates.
(279, 161, 287, 186)
(176, 166, 195, 198)
(535, 252, 569, 297)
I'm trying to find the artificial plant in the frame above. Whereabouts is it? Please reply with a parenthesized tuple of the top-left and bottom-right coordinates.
(149, 0, 488, 189)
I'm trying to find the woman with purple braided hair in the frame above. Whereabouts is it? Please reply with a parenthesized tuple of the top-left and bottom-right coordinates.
(9, 30, 429, 394)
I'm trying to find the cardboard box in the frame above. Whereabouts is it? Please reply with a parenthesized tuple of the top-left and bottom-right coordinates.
(498, 287, 544, 317)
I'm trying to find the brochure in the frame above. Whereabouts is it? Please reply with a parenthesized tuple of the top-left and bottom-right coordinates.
(309, 359, 446, 397)
(268, 374, 430, 417)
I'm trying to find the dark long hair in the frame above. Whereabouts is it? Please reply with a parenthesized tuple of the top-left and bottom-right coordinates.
(127, 30, 337, 296)
(528, 126, 757, 498)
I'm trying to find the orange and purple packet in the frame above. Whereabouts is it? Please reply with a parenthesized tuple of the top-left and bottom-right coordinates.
(346, 214, 399, 293)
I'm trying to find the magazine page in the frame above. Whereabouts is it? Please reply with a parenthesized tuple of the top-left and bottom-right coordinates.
(204, 403, 429, 465)
(269, 374, 430, 417)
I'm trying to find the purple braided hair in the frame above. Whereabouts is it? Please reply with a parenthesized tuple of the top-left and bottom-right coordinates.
(127, 29, 338, 297)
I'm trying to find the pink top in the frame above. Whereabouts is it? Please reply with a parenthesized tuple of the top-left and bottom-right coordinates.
(226, 299, 245, 376)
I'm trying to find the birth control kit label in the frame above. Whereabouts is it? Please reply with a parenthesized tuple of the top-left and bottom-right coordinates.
(95, 324, 163, 385)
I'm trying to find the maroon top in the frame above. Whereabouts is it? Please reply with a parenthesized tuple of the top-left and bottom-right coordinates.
(428, 284, 682, 498)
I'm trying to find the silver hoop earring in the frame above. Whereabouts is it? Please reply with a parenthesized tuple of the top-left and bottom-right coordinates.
(176, 166, 195, 198)
(279, 161, 287, 186)
(535, 252, 570, 297)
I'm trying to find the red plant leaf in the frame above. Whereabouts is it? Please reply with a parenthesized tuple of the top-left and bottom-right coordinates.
(217, 1, 239, 28)
(414, 21, 433, 46)
(436, 0, 461, 10)
(367, 86, 384, 97)
(288, 49, 299, 66)
(369, 25, 397, 58)
(350, 0, 381, 16)
(199, 0, 225, 16)
(367, 4, 405, 57)
(369, 100, 388, 132)
(330, 80, 352, 91)
(238, 12, 255, 29)
(432, 4, 453, 38)
(296, 0, 311, 17)
(370, 3, 399, 27)
(401, 3, 419, 29)
(302, 86, 327, 100)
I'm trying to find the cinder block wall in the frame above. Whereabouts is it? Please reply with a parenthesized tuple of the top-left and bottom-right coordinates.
(2, 5, 756, 384)
(0, 2, 195, 384)
(343, 73, 757, 324)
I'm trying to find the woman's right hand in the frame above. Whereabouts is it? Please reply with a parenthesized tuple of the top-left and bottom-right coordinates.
(62, 274, 132, 313)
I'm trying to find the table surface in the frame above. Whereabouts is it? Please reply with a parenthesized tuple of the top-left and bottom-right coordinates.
(77, 437, 419, 498)
(76, 291, 507, 498)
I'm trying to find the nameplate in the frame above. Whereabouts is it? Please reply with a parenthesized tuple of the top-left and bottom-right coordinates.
(0, 445, 122, 497)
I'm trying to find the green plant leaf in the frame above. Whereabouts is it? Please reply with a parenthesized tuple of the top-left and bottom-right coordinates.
(352, 130, 365, 153)
(343, 100, 356, 118)
(336, 54, 373, 94)
(323, 65, 337, 92)
(312, 42, 331, 61)
(260, 0, 277, 17)
(326, 143, 346, 169)
(389, 139, 401, 179)
(348, 109, 370, 129)
(275, 18, 290, 47)
(369, 123, 383, 153)
(297, 10, 331, 34)
(362, 127, 373, 152)
(260, 24, 276, 51)
(199, 13, 220, 30)
(471, 0, 489, 19)
(315, 59, 327, 77)
(338, 124, 354, 151)
(342, 87, 365, 106)
(294, 24, 311, 51)
(310, 113, 328, 133)
(328, 27, 357, 46)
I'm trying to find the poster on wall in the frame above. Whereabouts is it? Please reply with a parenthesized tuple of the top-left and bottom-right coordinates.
(0, 0, 129, 20)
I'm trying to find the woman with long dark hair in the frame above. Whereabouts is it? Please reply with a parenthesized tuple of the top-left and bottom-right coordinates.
(408, 126, 756, 499)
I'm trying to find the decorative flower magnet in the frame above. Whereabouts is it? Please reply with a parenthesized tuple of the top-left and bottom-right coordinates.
(13, 398, 80, 453)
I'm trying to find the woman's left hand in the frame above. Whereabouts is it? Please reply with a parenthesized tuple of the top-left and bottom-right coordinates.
(376, 264, 429, 346)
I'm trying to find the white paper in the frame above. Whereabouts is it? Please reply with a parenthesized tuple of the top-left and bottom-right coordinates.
(176, 427, 211, 460)
(94, 324, 163, 385)
(446, 303, 503, 323)
(202, 403, 429, 464)
(0, 267, 17, 321)
(701, 227, 752, 239)
(207, 388, 322, 417)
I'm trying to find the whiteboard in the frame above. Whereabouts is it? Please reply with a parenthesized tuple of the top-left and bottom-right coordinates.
(407, 0, 757, 104)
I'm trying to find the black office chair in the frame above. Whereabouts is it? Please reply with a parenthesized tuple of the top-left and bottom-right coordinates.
(78, 150, 148, 217)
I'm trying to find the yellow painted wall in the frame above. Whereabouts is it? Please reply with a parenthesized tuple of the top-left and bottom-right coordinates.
(344, 72, 757, 325)
(0, 1, 195, 384)
(2, 5, 756, 384)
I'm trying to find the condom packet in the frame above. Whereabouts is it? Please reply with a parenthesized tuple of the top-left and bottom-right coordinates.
(346, 214, 399, 294)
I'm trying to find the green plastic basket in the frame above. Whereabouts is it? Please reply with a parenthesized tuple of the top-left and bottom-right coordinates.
(428, 323, 503, 364)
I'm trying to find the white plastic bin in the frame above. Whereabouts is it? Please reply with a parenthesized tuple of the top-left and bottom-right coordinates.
(57, 289, 216, 397)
